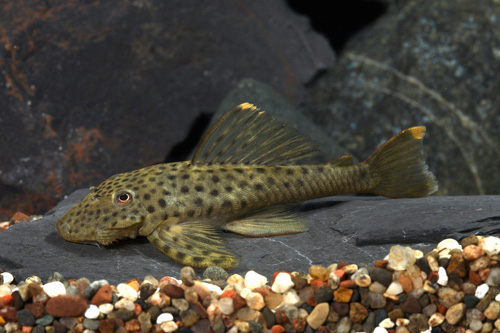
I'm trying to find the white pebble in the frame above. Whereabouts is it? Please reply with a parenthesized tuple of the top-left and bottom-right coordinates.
(116, 283, 138, 301)
(272, 272, 294, 293)
(114, 298, 135, 311)
(218, 297, 235, 315)
(98, 303, 114, 314)
(476, 283, 490, 299)
(42, 281, 66, 298)
(388, 245, 416, 270)
(85, 304, 100, 319)
(0, 285, 11, 297)
(437, 238, 462, 252)
(160, 321, 178, 332)
(483, 237, 500, 256)
(244, 271, 267, 290)
(202, 281, 222, 295)
(379, 318, 395, 328)
(385, 281, 403, 296)
(156, 312, 174, 324)
(396, 318, 410, 326)
(1, 272, 14, 284)
(282, 289, 301, 306)
(373, 327, 388, 333)
(437, 266, 449, 286)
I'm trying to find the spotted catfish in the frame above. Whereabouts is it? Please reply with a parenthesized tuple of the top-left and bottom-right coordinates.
(57, 103, 438, 268)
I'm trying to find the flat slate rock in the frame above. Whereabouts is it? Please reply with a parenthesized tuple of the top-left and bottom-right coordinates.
(1, 190, 499, 284)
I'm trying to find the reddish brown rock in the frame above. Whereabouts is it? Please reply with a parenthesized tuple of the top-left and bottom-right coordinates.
(124, 318, 140, 331)
(25, 302, 45, 318)
(399, 295, 421, 314)
(45, 295, 87, 317)
(161, 284, 185, 298)
(91, 284, 113, 306)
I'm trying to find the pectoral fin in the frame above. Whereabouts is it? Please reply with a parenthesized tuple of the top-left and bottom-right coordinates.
(147, 221, 238, 269)
(223, 206, 308, 237)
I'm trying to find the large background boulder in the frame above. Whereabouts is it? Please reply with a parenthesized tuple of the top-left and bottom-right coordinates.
(0, 1, 334, 219)
(303, 0, 500, 195)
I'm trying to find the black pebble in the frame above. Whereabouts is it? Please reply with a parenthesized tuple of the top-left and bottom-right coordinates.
(16, 309, 35, 326)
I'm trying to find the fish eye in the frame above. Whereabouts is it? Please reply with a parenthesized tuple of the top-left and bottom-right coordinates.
(114, 191, 133, 207)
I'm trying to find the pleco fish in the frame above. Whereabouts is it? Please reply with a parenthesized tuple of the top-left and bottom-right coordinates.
(57, 103, 438, 268)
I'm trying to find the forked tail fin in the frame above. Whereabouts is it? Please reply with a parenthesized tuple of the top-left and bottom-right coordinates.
(364, 126, 438, 198)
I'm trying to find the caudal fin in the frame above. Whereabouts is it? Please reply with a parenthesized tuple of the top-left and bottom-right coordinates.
(364, 126, 438, 198)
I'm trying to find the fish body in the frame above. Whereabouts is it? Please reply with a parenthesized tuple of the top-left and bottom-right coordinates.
(57, 103, 438, 268)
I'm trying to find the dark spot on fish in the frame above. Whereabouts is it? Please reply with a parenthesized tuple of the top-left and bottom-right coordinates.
(283, 182, 290, 188)
(286, 169, 294, 175)
(234, 168, 244, 174)
(162, 213, 169, 220)
(297, 180, 304, 186)
(144, 193, 151, 200)
(318, 166, 325, 173)
(158, 199, 166, 208)
(256, 167, 265, 173)
(163, 190, 171, 196)
(213, 258, 224, 265)
(267, 177, 275, 185)
(222, 200, 232, 208)
(176, 252, 186, 261)
(111, 221, 118, 227)
(76, 211, 82, 216)
(207, 169, 214, 173)
(181, 186, 189, 193)
(162, 246, 171, 254)
(239, 181, 248, 188)
(112, 212, 118, 217)
(187, 210, 195, 217)
(212, 175, 220, 183)
(167, 175, 175, 180)
(172, 236, 179, 242)
(147, 205, 155, 213)
(133, 186, 140, 191)
(219, 168, 227, 172)
(226, 174, 235, 180)
(194, 198, 203, 207)
(103, 217, 109, 222)
(148, 177, 156, 182)
(186, 244, 193, 250)
(360, 168, 368, 178)
(224, 186, 233, 193)
(210, 190, 219, 197)
(138, 179, 145, 184)
(182, 174, 190, 179)
(158, 165, 167, 170)
(173, 211, 180, 217)
(192, 256, 204, 263)
(207, 205, 214, 215)
(254, 183, 263, 190)
(202, 250, 211, 256)
(157, 181, 165, 186)
(240, 199, 247, 208)
(301, 167, 309, 175)
(195, 185, 204, 192)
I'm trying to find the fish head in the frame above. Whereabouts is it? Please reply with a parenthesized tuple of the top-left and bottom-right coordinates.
(56, 172, 150, 245)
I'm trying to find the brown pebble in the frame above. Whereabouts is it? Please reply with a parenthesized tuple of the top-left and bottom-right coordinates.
(399, 294, 421, 313)
(124, 318, 140, 331)
(350, 302, 368, 323)
(388, 308, 404, 321)
(10, 212, 30, 223)
(25, 302, 45, 318)
(161, 284, 185, 298)
(46, 295, 87, 317)
(445, 303, 466, 325)
(195, 302, 208, 319)
(447, 253, 467, 278)
(99, 318, 116, 333)
(91, 284, 112, 306)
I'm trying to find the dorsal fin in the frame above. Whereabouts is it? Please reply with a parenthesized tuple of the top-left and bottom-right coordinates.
(191, 103, 318, 165)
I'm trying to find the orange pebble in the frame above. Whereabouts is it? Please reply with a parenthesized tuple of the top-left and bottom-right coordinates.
(310, 279, 329, 290)
(469, 270, 482, 286)
(334, 269, 345, 280)
(437, 304, 447, 315)
(271, 325, 285, 333)
(479, 268, 490, 281)
(339, 280, 355, 288)
(220, 289, 236, 299)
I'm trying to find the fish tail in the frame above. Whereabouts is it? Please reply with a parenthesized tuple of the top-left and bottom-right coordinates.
(364, 126, 438, 198)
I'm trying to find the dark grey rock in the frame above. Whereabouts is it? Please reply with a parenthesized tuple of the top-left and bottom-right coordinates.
(0, 0, 334, 219)
(304, 0, 500, 195)
(1, 188, 499, 284)
(16, 309, 35, 326)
